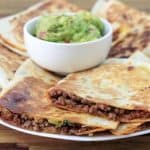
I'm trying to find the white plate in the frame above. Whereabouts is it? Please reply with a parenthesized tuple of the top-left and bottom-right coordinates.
(0, 120, 149, 142)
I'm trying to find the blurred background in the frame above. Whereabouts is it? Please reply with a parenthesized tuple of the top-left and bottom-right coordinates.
(0, 0, 149, 17)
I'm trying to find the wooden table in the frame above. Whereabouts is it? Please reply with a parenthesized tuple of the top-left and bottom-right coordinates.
(0, 0, 150, 149)
(0, 125, 150, 150)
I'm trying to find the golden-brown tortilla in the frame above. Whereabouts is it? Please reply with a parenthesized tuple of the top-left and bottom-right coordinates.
(49, 58, 150, 122)
(109, 20, 150, 58)
(92, 0, 150, 58)
(111, 122, 150, 135)
(0, 60, 118, 135)
(14, 59, 60, 86)
(93, 0, 148, 28)
(0, 44, 25, 89)
(0, 77, 118, 135)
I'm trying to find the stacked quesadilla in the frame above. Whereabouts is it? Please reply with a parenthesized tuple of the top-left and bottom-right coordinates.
(49, 66, 150, 122)
(0, 52, 149, 136)
(0, 0, 80, 56)
(0, 60, 119, 135)
(48, 52, 150, 135)
(92, 0, 150, 58)
(107, 52, 150, 135)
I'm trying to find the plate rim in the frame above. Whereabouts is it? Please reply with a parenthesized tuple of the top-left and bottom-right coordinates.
(0, 119, 149, 142)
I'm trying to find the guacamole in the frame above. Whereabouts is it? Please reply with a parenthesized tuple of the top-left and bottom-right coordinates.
(35, 12, 104, 43)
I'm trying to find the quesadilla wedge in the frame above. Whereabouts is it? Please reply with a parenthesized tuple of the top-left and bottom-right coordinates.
(0, 0, 80, 56)
(49, 58, 150, 123)
(0, 60, 118, 136)
(0, 44, 25, 89)
(129, 51, 150, 64)
(92, 0, 148, 28)
(92, 0, 132, 44)
(111, 122, 150, 135)
(104, 51, 150, 66)
(92, 0, 150, 58)
(110, 22, 150, 58)
(14, 59, 60, 85)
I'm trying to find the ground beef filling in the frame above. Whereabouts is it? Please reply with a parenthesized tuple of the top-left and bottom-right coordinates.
(49, 89, 150, 121)
(0, 107, 93, 135)
(141, 122, 150, 130)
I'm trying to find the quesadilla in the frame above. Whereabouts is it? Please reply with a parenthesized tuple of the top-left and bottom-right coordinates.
(92, 0, 148, 28)
(49, 58, 150, 123)
(0, 60, 118, 136)
(104, 51, 150, 68)
(110, 22, 150, 58)
(0, 44, 25, 89)
(111, 122, 150, 135)
(0, 0, 80, 56)
(92, 0, 150, 58)
(14, 59, 60, 85)
(129, 51, 150, 64)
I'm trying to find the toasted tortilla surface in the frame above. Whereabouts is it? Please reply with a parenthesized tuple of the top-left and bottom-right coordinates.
(49, 58, 150, 122)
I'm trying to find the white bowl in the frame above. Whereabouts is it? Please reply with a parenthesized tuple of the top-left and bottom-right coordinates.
(24, 16, 112, 75)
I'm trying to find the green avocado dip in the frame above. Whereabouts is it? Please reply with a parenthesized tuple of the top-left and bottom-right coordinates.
(35, 11, 104, 43)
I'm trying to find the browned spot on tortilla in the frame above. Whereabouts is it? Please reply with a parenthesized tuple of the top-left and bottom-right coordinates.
(128, 66, 134, 71)
(0, 77, 50, 114)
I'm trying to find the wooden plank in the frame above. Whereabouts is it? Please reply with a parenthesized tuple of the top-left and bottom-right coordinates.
(0, 124, 149, 149)
(0, 0, 149, 16)
(0, 125, 149, 144)
(2, 118, 149, 148)
(0, 144, 28, 150)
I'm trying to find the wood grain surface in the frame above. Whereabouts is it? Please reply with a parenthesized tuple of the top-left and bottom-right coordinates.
(0, 0, 150, 150)
(0, 125, 150, 150)
(0, 0, 149, 17)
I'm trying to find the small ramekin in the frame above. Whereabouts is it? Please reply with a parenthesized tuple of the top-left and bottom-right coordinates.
(24, 16, 112, 75)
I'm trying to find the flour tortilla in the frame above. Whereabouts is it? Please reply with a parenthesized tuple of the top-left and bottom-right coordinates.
(111, 122, 149, 135)
(92, 0, 150, 58)
(105, 51, 150, 65)
(49, 56, 150, 122)
(129, 51, 150, 64)
(14, 59, 60, 86)
(0, 44, 25, 89)
(92, 0, 148, 27)
(0, 59, 118, 136)
(110, 23, 150, 58)
(0, 0, 80, 56)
